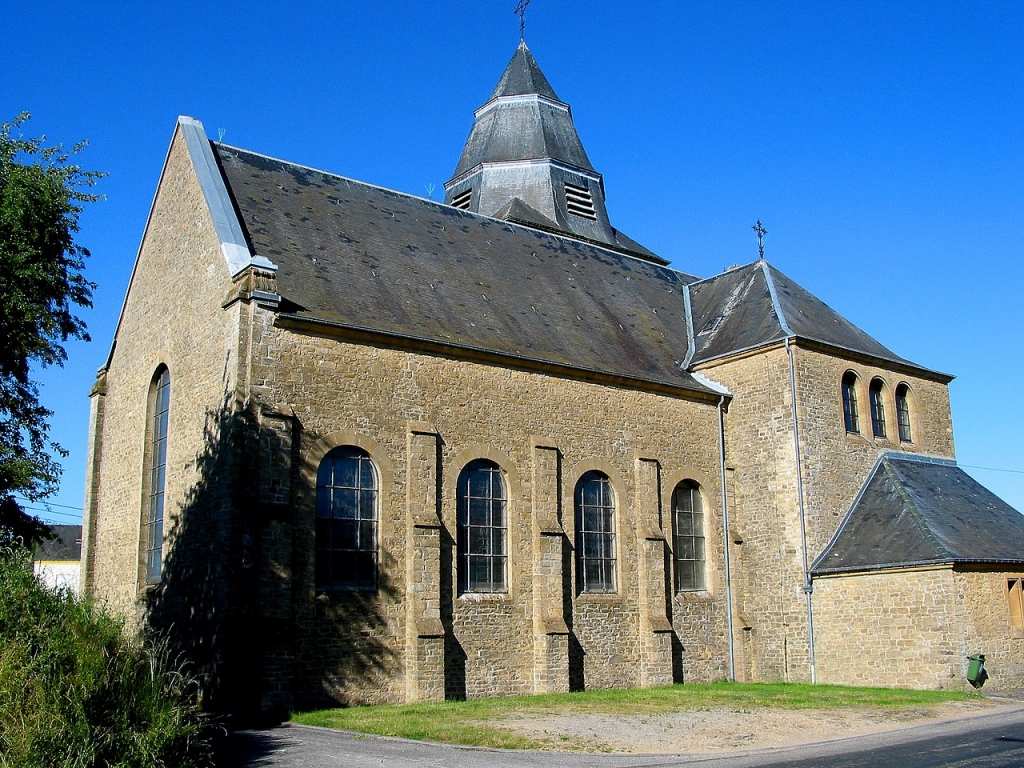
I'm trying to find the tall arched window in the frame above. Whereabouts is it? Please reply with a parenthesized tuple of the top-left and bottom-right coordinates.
(841, 371, 860, 434)
(673, 481, 706, 592)
(142, 366, 170, 585)
(575, 471, 616, 594)
(869, 378, 887, 438)
(316, 446, 378, 591)
(456, 459, 507, 594)
(896, 383, 912, 443)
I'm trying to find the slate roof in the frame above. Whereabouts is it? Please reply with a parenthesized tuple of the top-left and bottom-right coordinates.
(33, 524, 83, 562)
(215, 144, 714, 395)
(687, 261, 931, 372)
(811, 454, 1024, 575)
(213, 141, 947, 390)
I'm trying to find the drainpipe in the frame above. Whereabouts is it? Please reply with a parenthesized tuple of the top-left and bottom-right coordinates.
(717, 393, 736, 682)
(785, 338, 816, 684)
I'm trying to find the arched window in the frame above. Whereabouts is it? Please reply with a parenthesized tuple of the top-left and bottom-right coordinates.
(456, 459, 507, 594)
(673, 481, 706, 592)
(575, 471, 616, 593)
(869, 378, 887, 438)
(896, 383, 912, 443)
(316, 446, 378, 591)
(841, 371, 860, 434)
(142, 366, 170, 585)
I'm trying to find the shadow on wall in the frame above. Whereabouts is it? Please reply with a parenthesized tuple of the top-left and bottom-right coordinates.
(440, 524, 468, 701)
(564, 539, 586, 692)
(143, 399, 246, 715)
(299, 566, 398, 711)
(664, 547, 685, 684)
(143, 395, 397, 718)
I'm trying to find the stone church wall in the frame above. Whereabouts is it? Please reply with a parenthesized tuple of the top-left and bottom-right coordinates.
(953, 570, 1024, 693)
(696, 343, 956, 687)
(84, 130, 242, 609)
(814, 568, 1024, 692)
(83, 127, 970, 710)
(792, 345, 955, 558)
(82, 130, 254, 708)
(812, 568, 960, 689)
(247, 311, 731, 706)
(696, 347, 809, 684)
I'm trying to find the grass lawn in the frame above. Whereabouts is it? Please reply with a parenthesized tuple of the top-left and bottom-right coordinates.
(291, 682, 979, 751)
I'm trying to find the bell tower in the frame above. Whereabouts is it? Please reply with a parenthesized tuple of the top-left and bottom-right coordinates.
(444, 42, 665, 264)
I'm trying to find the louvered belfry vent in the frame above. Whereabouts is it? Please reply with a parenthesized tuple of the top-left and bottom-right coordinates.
(451, 189, 472, 210)
(564, 182, 597, 220)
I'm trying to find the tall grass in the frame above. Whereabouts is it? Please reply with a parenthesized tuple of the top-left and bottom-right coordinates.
(0, 550, 214, 767)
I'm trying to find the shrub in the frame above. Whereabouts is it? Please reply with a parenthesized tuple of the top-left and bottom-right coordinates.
(0, 550, 214, 767)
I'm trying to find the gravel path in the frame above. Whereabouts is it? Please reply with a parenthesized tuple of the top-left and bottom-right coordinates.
(485, 698, 1013, 753)
(214, 701, 1024, 768)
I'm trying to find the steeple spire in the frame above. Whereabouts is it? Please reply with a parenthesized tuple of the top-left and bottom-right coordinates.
(488, 40, 560, 102)
(443, 44, 666, 264)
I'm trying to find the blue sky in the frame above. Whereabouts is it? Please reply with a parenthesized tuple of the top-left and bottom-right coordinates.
(3, 1, 1023, 524)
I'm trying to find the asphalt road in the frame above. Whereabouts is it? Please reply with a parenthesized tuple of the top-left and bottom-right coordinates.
(213, 705, 1024, 768)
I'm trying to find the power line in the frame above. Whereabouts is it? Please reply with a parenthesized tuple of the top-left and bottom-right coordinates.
(960, 463, 1024, 476)
(20, 506, 83, 521)
(14, 498, 83, 511)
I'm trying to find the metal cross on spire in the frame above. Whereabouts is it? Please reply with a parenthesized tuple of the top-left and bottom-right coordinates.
(514, 0, 531, 41)
(752, 220, 767, 260)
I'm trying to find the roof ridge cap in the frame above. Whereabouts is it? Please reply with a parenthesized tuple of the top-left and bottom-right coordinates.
(681, 280, 696, 369)
(880, 456, 955, 561)
(883, 451, 957, 467)
(684, 260, 761, 287)
(811, 452, 888, 572)
(759, 259, 795, 337)
(217, 142, 452, 205)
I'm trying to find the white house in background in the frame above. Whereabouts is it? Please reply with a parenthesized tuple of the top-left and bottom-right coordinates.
(34, 524, 83, 596)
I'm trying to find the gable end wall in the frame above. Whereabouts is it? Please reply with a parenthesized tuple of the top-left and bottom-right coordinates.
(85, 129, 244, 629)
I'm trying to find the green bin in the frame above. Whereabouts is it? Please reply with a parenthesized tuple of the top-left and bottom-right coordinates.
(967, 654, 988, 688)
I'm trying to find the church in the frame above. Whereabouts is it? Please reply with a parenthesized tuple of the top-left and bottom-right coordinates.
(81, 41, 1024, 715)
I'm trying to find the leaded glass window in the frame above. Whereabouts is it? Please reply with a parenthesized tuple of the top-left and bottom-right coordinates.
(575, 471, 616, 594)
(143, 367, 170, 585)
(842, 371, 860, 433)
(316, 446, 378, 591)
(456, 460, 508, 594)
(896, 384, 912, 443)
(673, 481, 706, 592)
(870, 378, 887, 438)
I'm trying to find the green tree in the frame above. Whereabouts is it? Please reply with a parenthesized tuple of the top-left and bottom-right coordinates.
(0, 113, 101, 547)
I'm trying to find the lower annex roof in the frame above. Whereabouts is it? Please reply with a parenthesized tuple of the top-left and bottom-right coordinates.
(811, 453, 1024, 576)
